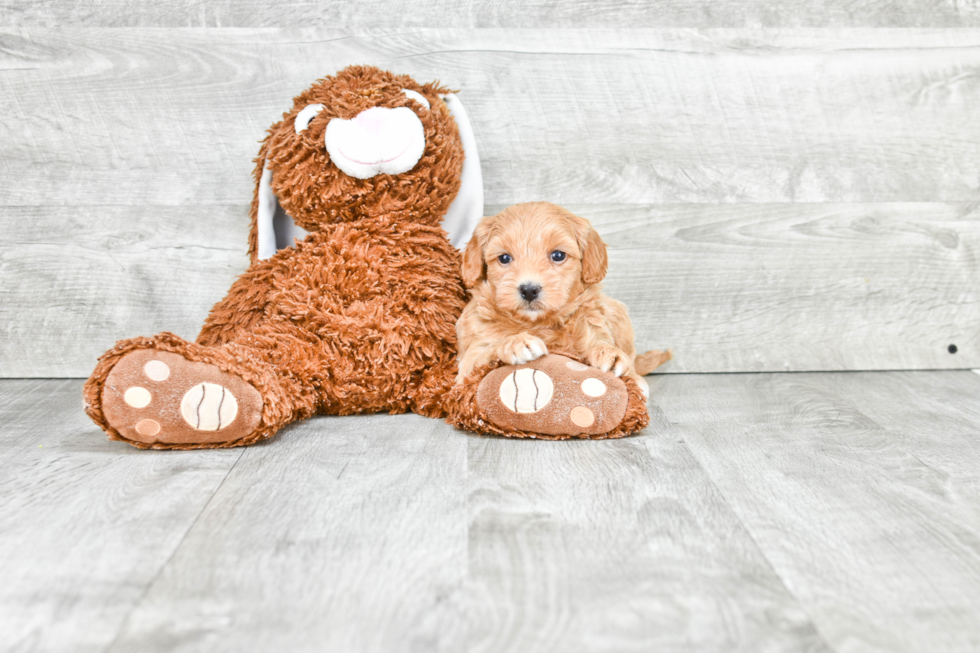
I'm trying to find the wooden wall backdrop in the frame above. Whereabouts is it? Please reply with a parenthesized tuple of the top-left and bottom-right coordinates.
(1, 18, 979, 376)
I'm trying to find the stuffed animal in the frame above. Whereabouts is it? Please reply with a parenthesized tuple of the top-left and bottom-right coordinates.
(82, 65, 655, 449)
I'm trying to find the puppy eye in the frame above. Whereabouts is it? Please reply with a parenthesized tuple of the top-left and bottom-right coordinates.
(497, 253, 512, 265)
(295, 103, 325, 134)
(550, 250, 567, 263)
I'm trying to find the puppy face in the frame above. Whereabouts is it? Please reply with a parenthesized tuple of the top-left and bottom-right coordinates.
(462, 202, 608, 321)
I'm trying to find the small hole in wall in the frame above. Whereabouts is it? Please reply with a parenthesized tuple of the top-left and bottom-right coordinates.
(948, 344, 958, 354)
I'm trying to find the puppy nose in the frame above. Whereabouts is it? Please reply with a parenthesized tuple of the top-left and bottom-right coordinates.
(519, 283, 542, 302)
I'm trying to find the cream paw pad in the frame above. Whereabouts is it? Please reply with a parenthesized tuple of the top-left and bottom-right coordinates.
(100, 349, 263, 446)
(476, 354, 628, 436)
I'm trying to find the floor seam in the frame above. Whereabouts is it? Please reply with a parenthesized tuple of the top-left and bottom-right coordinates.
(100, 447, 247, 653)
(670, 430, 841, 653)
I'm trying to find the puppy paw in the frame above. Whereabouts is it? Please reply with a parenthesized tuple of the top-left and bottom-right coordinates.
(586, 346, 631, 377)
(500, 334, 548, 365)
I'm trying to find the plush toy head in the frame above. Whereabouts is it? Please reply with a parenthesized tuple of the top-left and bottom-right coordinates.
(249, 65, 483, 262)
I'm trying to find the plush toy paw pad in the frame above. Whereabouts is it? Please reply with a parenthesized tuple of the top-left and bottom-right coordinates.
(476, 354, 629, 437)
(102, 349, 262, 445)
(143, 359, 171, 381)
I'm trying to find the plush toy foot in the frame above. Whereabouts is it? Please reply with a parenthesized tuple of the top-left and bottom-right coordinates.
(100, 349, 263, 446)
(476, 354, 631, 437)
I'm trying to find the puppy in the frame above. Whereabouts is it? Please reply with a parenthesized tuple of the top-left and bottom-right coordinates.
(456, 202, 669, 396)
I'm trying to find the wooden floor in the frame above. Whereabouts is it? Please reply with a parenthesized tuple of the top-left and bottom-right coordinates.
(1, 371, 978, 652)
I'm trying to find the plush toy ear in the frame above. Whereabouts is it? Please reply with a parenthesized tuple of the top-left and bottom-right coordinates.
(574, 216, 609, 285)
(252, 162, 310, 263)
(439, 94, 484, 250)
(461, 228, 487, 289)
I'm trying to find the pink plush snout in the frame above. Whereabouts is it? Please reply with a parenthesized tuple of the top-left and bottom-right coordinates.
(351, 107, 391, 136)
(325, 106, 426, 179)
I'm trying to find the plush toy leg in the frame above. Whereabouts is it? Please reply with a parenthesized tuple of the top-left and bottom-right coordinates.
(83, 332, 308, 449)
(409, 360, 459, 420)
(445, 353, 650, 440)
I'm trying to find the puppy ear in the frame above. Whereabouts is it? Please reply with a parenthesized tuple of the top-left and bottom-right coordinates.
(576, 218, 608, 285)
(461, 228, 486, 289)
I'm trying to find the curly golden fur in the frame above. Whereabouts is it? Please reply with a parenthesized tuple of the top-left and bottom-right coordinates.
(456, 202, 668, 396)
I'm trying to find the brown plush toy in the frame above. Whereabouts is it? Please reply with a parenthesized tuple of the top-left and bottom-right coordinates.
(83, 65, 655, 449)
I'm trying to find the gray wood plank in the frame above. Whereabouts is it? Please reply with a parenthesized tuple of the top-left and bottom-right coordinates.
(0, 205, 249, 377)
(577, 202, 979, 373)
(6, 373, 980, 651)
(0, 379, 242, 653)
(3, 29, 980, 206)
(466, 419, 830, 652)
(825, 371, 980, 478)
(4, 201, 975, 377)
(105, 413, 468, 653)
(5, 0, 979, 28)
(3, 28, 979, 376)
(652, 371, 980, 653)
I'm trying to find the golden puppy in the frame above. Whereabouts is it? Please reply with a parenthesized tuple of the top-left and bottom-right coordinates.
(456, 202, 669, 396)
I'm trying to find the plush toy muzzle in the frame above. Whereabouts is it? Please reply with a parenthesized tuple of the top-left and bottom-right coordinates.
(325, 105, 426, 179)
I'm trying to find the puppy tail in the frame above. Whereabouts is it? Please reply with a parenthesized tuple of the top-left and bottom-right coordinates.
(635, 349, 672, 376)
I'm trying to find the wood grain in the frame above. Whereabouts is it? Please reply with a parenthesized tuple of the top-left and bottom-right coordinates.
(652, 371, 980, 653)
(5, 0, 980, 28)
(824, 371, 980, 478)
(4, 373, 980, 650)
(466, 427, 830, 652)
(2, 28, 979, 376)
(0, 379, 242, 653)
(105, 413, 469, 653)
(4, 201, 975, 376)
(0, 205, 250, 377)
(2, 29, 980, 206)
(576, 202, 980, 373)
